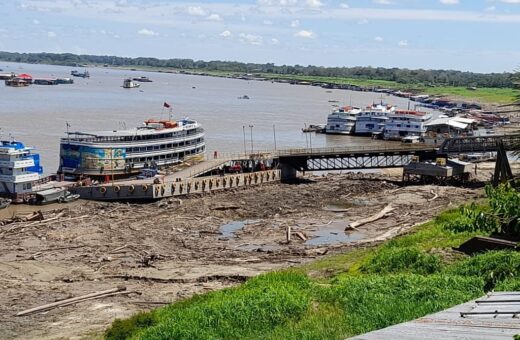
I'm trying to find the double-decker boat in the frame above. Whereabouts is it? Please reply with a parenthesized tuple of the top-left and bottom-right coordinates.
(58, 117, 205, 179)
(0, 140, 43, 200)
(325, 106, 360, 135)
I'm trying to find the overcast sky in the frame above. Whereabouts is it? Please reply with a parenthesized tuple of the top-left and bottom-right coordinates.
(1, 0, 519, 73)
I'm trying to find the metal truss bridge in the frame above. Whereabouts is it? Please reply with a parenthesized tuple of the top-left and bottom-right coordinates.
(277, 134, 519, 173)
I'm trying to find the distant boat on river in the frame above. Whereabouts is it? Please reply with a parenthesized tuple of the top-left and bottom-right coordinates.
(132, 76, 152, 82)
(123, 78, 140, 88)
(71, 70, 90, 78)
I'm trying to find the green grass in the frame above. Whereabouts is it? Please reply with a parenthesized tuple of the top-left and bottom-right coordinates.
(422, 86, 519, 105)
(105, 204, 520, 340)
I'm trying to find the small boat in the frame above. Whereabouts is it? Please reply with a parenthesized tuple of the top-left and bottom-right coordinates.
(71, 70, 90, 78)
(28, 188, 79, 205)
(5, 78, 30, 87)
(238, 95, 250, 99)
(302, 124, 326, 133)
(56, 77, 74, 84)
(0, 198, 11, 209)
(132, 76, 152, 82)
(123, 78, 140, 88)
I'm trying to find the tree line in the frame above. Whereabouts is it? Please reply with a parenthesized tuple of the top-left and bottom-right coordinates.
(0, 51, 514, 88)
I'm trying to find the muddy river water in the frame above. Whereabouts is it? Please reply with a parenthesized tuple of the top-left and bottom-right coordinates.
(0, 61, 439, 174)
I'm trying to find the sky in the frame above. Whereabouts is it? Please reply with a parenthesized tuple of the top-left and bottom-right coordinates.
(0, 0, 519, 73)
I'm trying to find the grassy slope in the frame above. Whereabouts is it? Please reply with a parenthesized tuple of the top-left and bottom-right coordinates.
(104, 205, 520, 340)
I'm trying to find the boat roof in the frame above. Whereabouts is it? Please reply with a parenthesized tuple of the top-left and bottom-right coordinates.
(65, 119, 199, 138)
(425, 117, 469, 129)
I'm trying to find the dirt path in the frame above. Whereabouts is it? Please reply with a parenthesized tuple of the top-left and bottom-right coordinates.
(0, 172, 485, 339)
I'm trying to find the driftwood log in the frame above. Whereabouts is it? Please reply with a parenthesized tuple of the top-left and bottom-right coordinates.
(346, 204, 394, 230)
(16, 286, 127, 316)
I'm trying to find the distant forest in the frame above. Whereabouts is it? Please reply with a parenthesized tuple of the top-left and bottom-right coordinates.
(0, 51, 514, 88)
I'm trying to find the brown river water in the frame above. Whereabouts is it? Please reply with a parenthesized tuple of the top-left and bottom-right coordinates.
(0, 62, 438, 175)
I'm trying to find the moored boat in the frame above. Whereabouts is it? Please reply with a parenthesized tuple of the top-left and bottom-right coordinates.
(383, 110, 432, 140)
(325, 106, 360, 135)
(0, 140, 43, 202)
(58, 110, 205, 179)
(355, 104, 395, 135)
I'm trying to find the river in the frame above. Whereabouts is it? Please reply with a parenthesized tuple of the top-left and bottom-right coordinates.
(0, 62, 439, 174)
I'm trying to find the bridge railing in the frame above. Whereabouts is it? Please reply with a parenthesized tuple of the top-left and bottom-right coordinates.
(277, 144, 436, 157)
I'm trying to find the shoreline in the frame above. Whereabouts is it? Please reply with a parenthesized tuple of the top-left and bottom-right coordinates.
(0, 170, 492, 339)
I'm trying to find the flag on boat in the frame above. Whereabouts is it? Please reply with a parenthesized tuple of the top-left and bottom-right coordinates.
(163, 102, 171, 108)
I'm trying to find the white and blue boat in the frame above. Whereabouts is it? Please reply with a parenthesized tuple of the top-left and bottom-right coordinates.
(0, 140, 43, 200)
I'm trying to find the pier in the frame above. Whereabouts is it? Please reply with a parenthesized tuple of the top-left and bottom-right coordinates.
(70, 134, 519, 201)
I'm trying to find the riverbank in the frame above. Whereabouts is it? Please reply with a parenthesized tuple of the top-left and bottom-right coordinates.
(0, 171, 488, 339)
(104, 177, 520, 339)
(104, 65, 519, 107)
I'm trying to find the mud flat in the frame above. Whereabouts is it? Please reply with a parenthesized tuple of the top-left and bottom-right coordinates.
(0, 172, 485, 339)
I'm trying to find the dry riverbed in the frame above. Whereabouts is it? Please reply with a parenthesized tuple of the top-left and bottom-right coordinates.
(0, 172, 485, 339)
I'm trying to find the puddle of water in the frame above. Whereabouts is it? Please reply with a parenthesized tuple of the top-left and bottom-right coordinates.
(219, 219, 262, 238)
(305, 220, 365, 246)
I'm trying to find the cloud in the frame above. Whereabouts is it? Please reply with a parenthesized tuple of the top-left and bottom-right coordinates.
(398, 40, 408, 47)
(239, 33, 263, 45)
(47, 31, 56, 37)
(187, 6, 206, 16)
(294, 29, 315, 38)
(32, 19, 40, 24)
(219, 30, 231, 37)
(263, 19, 273, 25)
(374, 36, 384, 42)
(358, 18, 369, 24)
(306, 0, 323, 8)
(257, 0, 298, 6)
(439, 0, 459, 4)
(485, 6, 496, 11)
(137, 28, 159, 36)
(271, 38, 280, 44)
(206, 13, 222, 21)
(340, 3, 350, 9)
(290, 19, 300, 27)
(497, 0, 520, 3)
(374, 0, 393, 5)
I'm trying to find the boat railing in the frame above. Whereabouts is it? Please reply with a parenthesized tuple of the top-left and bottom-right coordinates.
(61, 131, 205, 144)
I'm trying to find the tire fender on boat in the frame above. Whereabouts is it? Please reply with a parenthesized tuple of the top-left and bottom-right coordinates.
(129, 185, 135, 193)
(100, 186, 107, 194)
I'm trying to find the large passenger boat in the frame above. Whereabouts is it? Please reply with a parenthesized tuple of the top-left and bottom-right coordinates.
(59, 117, 205, 179)
(355, 104, 395, 135)
(325, 106, 361, 135)
(0, 140, 43, 200)
(383, 110, 431, 140)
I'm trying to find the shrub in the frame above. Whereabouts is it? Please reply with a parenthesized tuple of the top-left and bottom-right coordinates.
(105, 312, 157, 340)
(486, 183, 520, 236)
(361, 246, 442, 275)
(448, 250, 520, 290)
(323, 274, 483, 335)
(107, 271, 312, 340)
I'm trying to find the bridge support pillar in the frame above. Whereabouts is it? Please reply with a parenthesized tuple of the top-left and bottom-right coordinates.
(280, 163, 297, 182)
